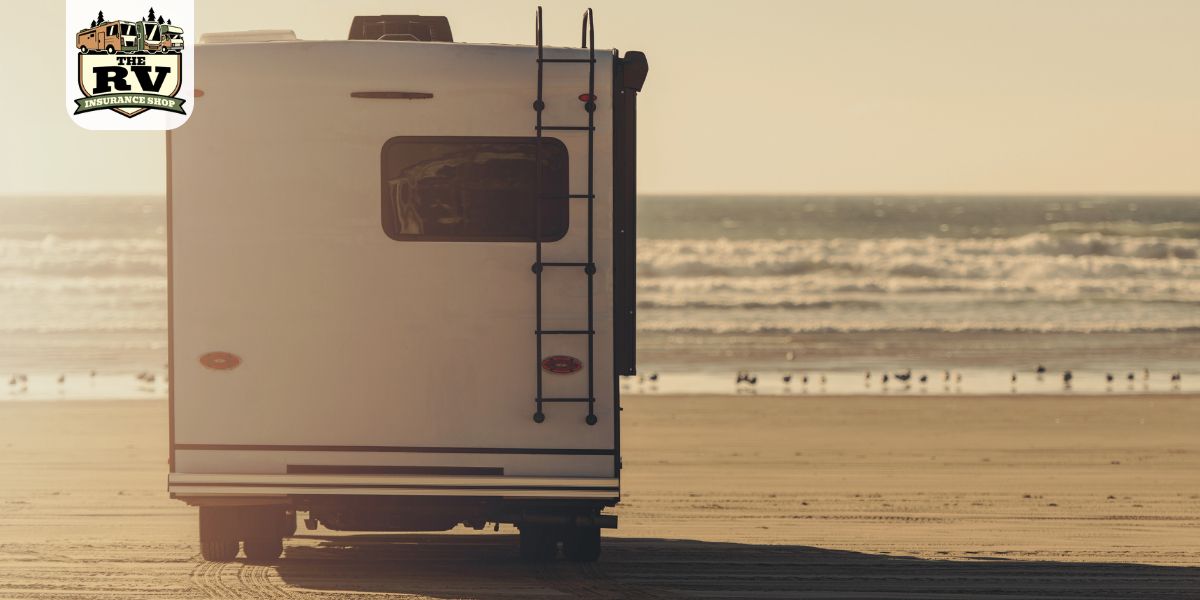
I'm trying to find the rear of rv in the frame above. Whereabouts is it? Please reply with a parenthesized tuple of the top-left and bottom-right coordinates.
(166, 15, 646, 562)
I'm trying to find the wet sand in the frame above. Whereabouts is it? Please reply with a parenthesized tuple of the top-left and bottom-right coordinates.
(0, 395, 1197, 598)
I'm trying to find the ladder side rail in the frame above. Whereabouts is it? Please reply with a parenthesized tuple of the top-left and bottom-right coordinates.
(583, 8, 597, 424)
(533, 6, 546, 423)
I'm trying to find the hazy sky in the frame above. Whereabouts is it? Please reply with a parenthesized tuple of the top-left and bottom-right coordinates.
(3, 0, 1199, 195)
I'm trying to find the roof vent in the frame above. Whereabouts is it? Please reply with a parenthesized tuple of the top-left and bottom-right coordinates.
(348, 15, 453, 42)
(200, 30, 297, 44)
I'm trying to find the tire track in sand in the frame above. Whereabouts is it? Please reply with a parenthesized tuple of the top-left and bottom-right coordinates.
(237, 562, 294, 599)
(190, 557, 244, 599)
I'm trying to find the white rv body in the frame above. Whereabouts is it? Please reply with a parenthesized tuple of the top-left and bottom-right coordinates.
(167, 14, 645, 562)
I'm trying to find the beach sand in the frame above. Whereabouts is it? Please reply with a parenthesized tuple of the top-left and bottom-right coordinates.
(0, 395, 1197, 598)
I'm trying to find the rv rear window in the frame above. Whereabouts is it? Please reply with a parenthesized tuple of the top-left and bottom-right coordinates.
(381, 137, 569, 242)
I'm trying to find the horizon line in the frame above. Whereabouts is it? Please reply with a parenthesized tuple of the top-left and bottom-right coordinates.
(3, 192, 1200, 200)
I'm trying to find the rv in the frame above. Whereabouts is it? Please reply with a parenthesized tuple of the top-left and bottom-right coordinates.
(77, 21, 138, 54)
(166, 11, 647, 563)
(161, 24, 185, 53)
(77, 20, 174, 54)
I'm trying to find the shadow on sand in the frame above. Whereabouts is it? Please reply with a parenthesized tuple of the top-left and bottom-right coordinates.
(267, 533, 1199, 599)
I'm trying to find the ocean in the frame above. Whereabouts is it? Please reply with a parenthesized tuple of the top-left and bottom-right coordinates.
(1, 195, 1197, 399)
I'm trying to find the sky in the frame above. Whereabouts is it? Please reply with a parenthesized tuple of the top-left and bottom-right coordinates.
(2, 0, 1199, 196)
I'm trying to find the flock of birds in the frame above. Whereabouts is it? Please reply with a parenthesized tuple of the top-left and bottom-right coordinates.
(735, 368, 962, 389)
(7, 365, 1188, 394)
(6, 370, 164, 392)
(627, 362, 1185, 393)
(1025, 364, 1183, 388)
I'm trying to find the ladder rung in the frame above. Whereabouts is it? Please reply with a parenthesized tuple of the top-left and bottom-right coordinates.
(537, 125, 594, 131)
(538, 58, 595, 63)
(536, 329, 594, 335)
(540, 262, 591, 268)
(539, 397, 594, 403)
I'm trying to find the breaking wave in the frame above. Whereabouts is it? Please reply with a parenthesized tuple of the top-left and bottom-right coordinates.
(639, 233, 1200, 280)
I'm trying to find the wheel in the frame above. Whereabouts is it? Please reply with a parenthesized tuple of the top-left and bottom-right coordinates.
(563, 526, 601, 562)
(200, 540, 239, 562)
(80, 45, 89, 54)
(280, 510, 297, 537)
(518, 525, 557, 561)
(105, 45, 115, 54)
(243, 537, 284, 562)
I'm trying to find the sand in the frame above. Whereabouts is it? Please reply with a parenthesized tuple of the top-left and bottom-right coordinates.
(0, 395, 1197, 598)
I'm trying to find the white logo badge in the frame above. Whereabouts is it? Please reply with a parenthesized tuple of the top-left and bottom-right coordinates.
(66, 1, 194, 130)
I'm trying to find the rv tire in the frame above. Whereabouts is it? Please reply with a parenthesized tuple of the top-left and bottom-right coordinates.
(105, 45, 115, 54)
(562, 526, 601, 562)
(80, 46, 89, 54)
(518, 524, 557, 561)
(281, 510, 298, 537)
(200, 540, 239, 562)
(243, 537, 284, 562)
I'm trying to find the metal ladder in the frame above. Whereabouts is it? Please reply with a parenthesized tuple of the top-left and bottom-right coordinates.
(532, 6, 598, 426)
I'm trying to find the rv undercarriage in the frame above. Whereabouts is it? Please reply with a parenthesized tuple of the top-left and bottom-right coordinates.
(188, 496, 616, 563)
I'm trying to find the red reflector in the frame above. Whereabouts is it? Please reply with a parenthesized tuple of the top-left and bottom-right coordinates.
(578, 93, 595, 102)
(542, 355, 583, 374)
(199, 351, 241, 370)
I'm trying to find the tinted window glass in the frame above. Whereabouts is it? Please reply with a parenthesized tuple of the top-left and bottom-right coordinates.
(381, 137, 569, 242)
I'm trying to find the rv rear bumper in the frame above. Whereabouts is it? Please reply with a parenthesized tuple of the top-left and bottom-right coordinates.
(168, 473, 620, 500)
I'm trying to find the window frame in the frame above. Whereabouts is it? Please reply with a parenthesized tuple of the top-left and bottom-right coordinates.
(379, 135, 571, 243)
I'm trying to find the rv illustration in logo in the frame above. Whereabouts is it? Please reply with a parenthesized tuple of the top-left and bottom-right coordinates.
(74, 8, 185, 118)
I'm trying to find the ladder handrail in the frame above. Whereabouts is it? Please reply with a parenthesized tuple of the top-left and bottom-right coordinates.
(581, 8, 594, 50)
